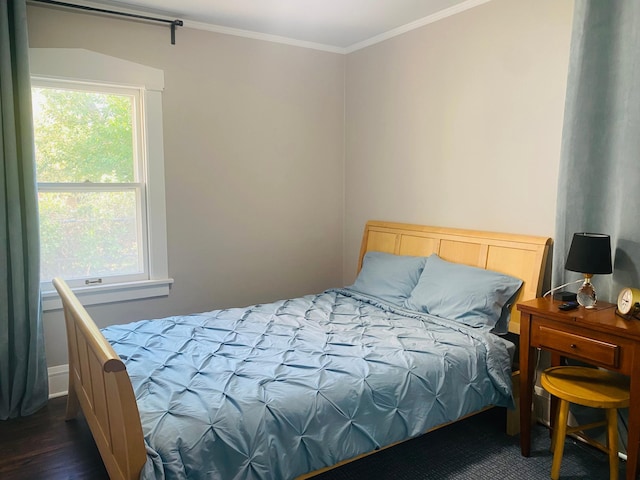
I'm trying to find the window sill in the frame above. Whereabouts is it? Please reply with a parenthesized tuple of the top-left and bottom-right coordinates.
(42, 278, 174, 311)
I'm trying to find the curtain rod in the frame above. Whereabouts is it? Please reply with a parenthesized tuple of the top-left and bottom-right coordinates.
(30, 0, 183, 44)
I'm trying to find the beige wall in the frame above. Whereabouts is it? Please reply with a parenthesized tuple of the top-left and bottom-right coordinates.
(344, 0, 574, 281)
(27, 5, 346, 367)
(28, 0, 574, 372)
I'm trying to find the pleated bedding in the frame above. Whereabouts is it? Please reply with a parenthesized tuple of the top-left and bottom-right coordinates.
(101, 289, 514, 480)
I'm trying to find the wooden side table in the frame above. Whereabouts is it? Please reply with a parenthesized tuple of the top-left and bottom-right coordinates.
(518, 297, 640, 480)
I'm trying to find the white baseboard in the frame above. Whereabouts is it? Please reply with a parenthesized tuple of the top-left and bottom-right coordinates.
(48, 364, 69, 399)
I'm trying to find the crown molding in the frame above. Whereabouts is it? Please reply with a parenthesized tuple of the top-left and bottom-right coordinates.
(345, 0, 493, 53)
(182, 20, 346, 54)
(29, 0, 493, 55)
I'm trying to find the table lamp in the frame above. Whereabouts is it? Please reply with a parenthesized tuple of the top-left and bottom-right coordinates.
(565, 232, 613, 308)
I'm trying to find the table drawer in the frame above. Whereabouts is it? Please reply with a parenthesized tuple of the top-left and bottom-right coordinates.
(534, 324, 620, 368)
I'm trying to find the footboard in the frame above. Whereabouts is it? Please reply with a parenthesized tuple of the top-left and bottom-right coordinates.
(53, 278, 147, 480)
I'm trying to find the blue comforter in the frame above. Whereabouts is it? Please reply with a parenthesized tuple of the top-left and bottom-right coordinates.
(102, 289, 514, 480)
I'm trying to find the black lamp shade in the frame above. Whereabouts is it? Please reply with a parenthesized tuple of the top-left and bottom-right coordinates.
(565, 233, 613, 275)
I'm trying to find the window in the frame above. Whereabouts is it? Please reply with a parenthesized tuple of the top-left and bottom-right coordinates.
(33, 81, 147, 284)
(30, 49, 172, 310)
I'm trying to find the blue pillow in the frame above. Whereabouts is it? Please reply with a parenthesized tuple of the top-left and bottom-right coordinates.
(347, 251, 427, 306)
(493, 289, 522, 335)
(404, 254, 522, 332)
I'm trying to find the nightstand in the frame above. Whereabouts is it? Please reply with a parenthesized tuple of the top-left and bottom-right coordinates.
(517, 297, 640, 480)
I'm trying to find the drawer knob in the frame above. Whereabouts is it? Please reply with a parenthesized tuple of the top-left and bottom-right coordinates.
(570, 344, 577, 349)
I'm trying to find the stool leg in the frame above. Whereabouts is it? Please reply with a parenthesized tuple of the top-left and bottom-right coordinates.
(551, 399, 570, 480)
(605, 408, 619, 480)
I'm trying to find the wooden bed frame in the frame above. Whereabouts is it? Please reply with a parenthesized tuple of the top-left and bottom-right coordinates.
(54, 220, 551, 480)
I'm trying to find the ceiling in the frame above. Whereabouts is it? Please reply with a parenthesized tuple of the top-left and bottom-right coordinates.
(79, 0, 486, 52)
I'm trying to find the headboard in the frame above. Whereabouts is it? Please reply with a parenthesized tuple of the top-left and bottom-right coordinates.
(358, 221, 552, 335)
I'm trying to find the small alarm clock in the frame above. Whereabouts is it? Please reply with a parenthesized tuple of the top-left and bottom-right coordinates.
(617, 287, 640, 316)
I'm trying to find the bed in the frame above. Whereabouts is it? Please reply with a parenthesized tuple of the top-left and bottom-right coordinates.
(54, 220, 551, 480)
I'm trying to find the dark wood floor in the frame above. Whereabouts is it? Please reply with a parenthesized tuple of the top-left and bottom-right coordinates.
(0, 396, 108, 479)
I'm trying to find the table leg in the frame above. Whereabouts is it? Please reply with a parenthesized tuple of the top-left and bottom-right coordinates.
(519, 313, 535, 457)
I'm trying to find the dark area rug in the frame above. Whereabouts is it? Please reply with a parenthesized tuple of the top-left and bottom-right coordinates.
(313, 407, 615, 479)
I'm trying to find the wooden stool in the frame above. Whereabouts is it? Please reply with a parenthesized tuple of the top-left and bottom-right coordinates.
(541, 366, 630, 480)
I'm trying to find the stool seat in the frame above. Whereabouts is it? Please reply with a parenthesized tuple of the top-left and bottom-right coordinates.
(541, 366, 630, 480)
(541, 366, 630, 409)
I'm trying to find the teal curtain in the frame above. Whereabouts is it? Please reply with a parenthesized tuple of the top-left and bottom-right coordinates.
(553, 1, 640, 454)
(553, 1, 640, 299)
(0, 0, 48, 419)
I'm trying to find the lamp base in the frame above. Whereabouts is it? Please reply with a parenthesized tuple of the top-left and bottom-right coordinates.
(576, 276, 596, 309)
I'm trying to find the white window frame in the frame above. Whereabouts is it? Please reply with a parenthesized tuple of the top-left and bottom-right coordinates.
(30, 49, 172, 311)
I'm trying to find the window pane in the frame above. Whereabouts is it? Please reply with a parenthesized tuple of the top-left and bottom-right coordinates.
(38, 190, 143, 281)
(32, 87, 135, 183)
